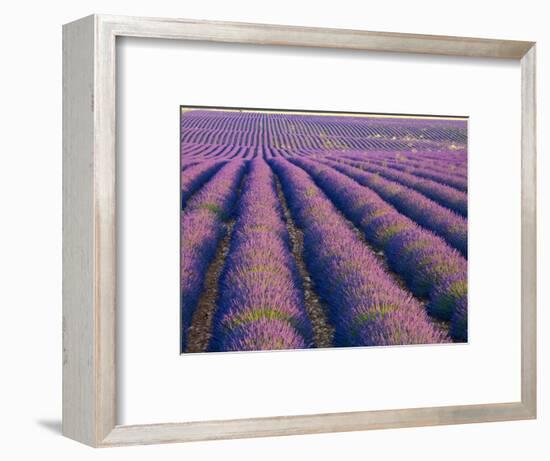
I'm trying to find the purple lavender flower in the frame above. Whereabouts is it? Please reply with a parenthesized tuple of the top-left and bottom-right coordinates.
(271, 158, 448, 346)
(319, 157, 467, 256)
(181, 161, 247, 349)
(210, 159, 313, 352)
(358, 156, 468, 191)
(180, 109, 468, 347)
(288, 157, 466, 341)
(334, 154, 468, 217)
(181, 160, 225, 207)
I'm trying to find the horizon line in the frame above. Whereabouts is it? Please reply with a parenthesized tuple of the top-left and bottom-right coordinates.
(180, 105, 468, 121)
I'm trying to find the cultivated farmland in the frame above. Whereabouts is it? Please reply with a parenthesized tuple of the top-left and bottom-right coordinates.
(181, 109, 468, 353)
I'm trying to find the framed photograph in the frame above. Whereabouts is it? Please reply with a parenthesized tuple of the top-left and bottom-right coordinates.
(63, 14, 536, 447)
(179, 106, 468, 354)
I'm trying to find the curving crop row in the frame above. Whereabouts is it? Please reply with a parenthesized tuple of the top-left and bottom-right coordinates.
(290, 158, 467, 341)
(318, 158, 468, 256)
(209, 159, 313, 352)
(181, 110, 468, 162)
(271, 158, 449, 346)
(343, 151, 468, 179)
(360, 157, 468, 191)
(181, 161, 247, 350)
(332, 155, 468, 217)
(393, 155, 466, 178)
(366, 152, 468, 178)
(355, 150, 467, 173)
(285, 149, 468, 185)
(181, 160, 226, 208)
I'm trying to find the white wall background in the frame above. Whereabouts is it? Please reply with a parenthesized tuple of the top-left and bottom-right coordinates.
(0, 0, 546, 459)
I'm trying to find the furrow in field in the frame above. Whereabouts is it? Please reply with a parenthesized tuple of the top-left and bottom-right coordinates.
(316, 158, 467, 257)
(355, 156, 468, 191)
(180, 160, 226, 209)
(329, 155, 468, 217)
(180, 161, 247, 351)
(209, 159, 314, 352)
(289, 157, 467, 342)
(287, 149, 468, 182)
(335, 150, 468, 172)
(180, 110, 468, 163)
(185, 172, 248, 353)
(271, 158, 450, 347)
(368, 153, 468, 179)
(273, 173, 335, 348)
(392, 155, 466, 178)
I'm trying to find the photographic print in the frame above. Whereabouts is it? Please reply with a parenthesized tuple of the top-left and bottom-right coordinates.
(180, 107, 468, 353)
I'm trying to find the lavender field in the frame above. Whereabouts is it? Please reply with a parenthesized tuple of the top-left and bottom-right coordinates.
(180, 108, 468, 353)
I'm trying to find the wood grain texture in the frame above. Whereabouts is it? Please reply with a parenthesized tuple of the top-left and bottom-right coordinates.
(62, 14, 537, 447)
(62, 15, 97, 446)
(101, 15, 533, 58)
(62, 15, 118, 447)
(520, 46, 537, 418)
(95, 13, 118, 444)
(102, 402, 532, 447)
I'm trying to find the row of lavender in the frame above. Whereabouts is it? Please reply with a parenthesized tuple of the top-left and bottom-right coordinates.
(182, 110, 467, 146)
(210, 159, 314, 351)
(181, 110, 467, 351)
(180, 161, 246, 350)
(288, 158, 467, 341)
(317, 157, 468, 256)
(329, 154, 468, 217)
(271, 159, 449, 346)
(181, 159, 466, 351)
(181, 155, 468, 257)
(181, 110, 468, 163)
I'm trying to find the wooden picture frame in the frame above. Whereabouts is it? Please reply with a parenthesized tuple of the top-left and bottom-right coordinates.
(62, 14, 537, 447)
